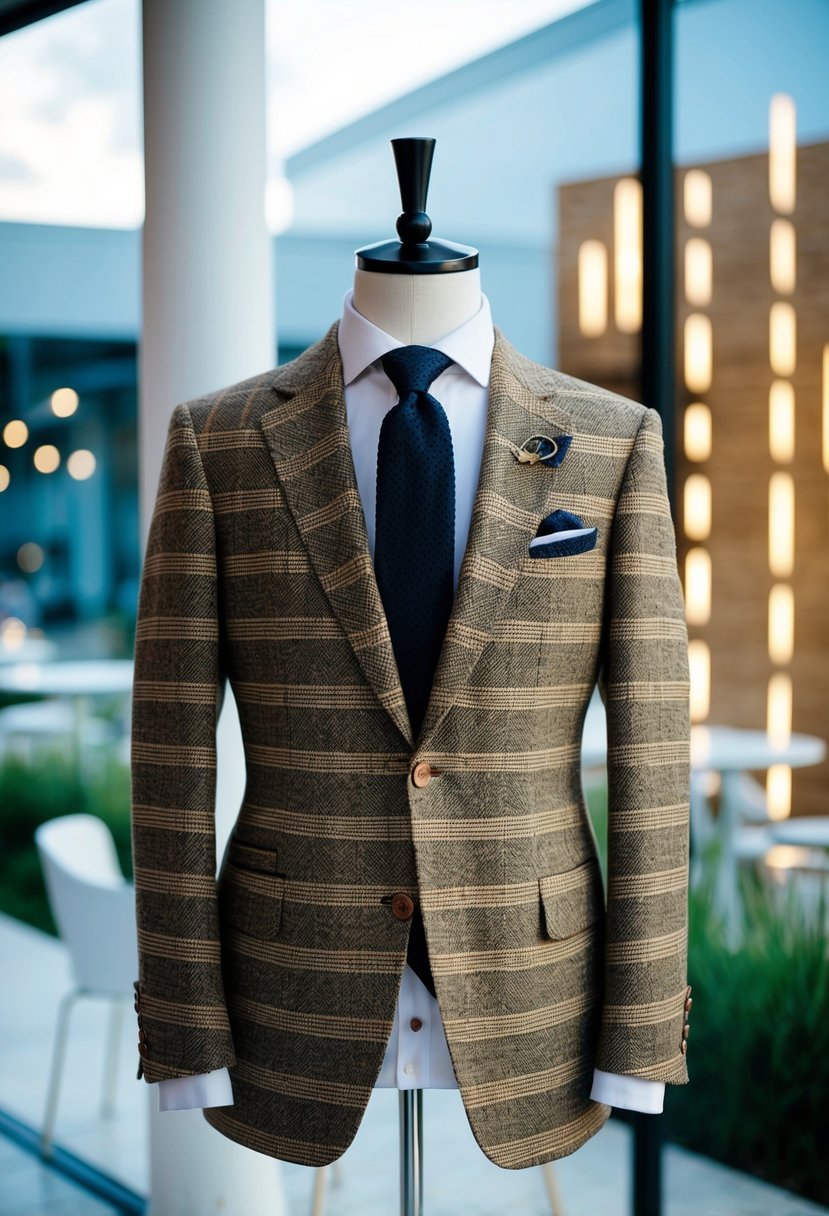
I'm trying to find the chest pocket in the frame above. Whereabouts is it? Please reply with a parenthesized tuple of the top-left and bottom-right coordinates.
(538, 855, 604, 940)
(219, 837, 285, 941)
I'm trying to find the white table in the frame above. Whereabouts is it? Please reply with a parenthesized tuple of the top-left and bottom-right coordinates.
(690, 726, 827, 947)
(0, 660, 134, 783)
(770, 817, 829, 849)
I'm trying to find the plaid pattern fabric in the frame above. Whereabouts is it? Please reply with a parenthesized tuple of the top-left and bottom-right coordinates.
(130, 320, 691, 1170)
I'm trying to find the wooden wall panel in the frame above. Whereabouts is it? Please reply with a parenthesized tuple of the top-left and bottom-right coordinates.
(558, 142, 829, 819)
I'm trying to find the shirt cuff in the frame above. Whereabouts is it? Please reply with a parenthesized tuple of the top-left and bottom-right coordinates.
(157, 1067, 234, 1111)
(590, 1069, 665, 1114)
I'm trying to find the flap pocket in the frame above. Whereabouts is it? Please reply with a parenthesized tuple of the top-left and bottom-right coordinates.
(220, 837, 285, 940)
(538, 856, 603, 940)
(226, 837, 281, 875)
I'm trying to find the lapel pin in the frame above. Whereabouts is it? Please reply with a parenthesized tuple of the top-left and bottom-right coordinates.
(513, 434, 572, 468)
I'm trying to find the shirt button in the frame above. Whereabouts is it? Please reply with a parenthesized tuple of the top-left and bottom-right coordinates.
(410, 1017, 423, 1032)
(403, 1063, 415, 1075)
(411, 761, 433, 787)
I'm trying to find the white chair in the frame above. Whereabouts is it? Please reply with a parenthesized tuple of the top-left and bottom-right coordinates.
(34, 813, 137, 1157)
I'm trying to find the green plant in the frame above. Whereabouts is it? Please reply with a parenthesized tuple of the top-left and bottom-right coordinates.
(666, 848, 829, 1205)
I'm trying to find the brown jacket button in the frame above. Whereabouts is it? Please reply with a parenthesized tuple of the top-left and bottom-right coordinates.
(410, 1017, 423, 1031)
(138, 1041, 149, 1057)
(391, 893, 415, 920)
(411, 761, 433, 787)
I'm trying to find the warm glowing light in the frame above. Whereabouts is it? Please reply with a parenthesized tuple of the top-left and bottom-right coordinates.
(768, 584, 794, 665)
(3, 420, 28, 448)
(823, 345, 829, 475)
(767, 672, 792, 747)
(768, 473, 794, 577)
(765, 764, 791, 821)
(769, 93, 796, 214)
(17, 542, 44, 573)
(613, 177, 642, 333)
(770, 302, 796, 376)
(683, 169, 712, 227)
(51, 387, 79, 418)
(684, 474, 711, 540)
(764, 845, 806, 868)
(0, 617, 26, 649)
(769, 380, 795, 462)
(770, 219, 796, 294)
(578, 240, 608, 337)
(34, 445, 60, 474)
(685, 547, 711, 625)
(688, 639, 710, 722)
(684, 314, 712, 393)
(0, 466, 8, 492)
(684, 403, 712, 462)
(67, 449, 96, 480)
(684, 238, 712, 306)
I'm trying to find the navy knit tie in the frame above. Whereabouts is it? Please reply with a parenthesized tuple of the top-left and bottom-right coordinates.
(375, 344, 455, 999)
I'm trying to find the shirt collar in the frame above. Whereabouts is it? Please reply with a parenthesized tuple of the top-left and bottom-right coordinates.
(338, 286, 494, 388)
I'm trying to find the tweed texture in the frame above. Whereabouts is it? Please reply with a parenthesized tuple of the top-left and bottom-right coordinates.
(130, 320, 691, 1171)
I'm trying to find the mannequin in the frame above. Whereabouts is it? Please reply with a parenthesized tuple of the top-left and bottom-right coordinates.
(133, 123, 695, 1180)
(153, 138, 666, 1125)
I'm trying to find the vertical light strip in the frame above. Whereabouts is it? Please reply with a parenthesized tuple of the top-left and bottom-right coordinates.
(684, 402, 712, 461)
(684, 474, 712, 540)
(688, 640, 710, 722)
(769, 93, 796, 215)
(770, 218, 796, 294)
(613, 177, 642, 333)
(685, 548, 711, 625)
(767, 672, 792, 745)
(766, 765, 792, 822)
(683, 169, 712, 227)
(766, 93, 796, 822)
(768, 472, 795, 578)
(578, 240, 608, 337)
(682, 168, 714, 727)
(768, 584, 794, 664)
(685, 238, 713, 307)
(684, 314, 713, 394)
(769, 380, 795, 462)
(770, 302, 797, 376)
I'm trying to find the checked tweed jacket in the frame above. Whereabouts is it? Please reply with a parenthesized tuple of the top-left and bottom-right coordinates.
(130, 319, 691, 1171)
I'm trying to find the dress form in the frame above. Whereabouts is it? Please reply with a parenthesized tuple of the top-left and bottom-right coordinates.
(352, 138, 481, 1216)
(351, 264, 484, 345)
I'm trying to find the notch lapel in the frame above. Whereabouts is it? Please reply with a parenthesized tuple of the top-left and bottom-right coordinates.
(258, 320, 580, 756)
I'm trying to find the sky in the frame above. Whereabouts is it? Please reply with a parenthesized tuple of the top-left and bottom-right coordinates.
(0, 0, 589, 230)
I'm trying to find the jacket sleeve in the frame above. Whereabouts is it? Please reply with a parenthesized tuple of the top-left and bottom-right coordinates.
(594, 406, 691, 1087)
(130, 401, 237, 1084)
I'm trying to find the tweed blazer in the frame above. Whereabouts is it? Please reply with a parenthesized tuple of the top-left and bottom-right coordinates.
(130, 319, 691, 1171)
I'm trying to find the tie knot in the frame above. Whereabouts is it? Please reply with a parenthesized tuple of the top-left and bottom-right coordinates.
(380, 345, 454, 398)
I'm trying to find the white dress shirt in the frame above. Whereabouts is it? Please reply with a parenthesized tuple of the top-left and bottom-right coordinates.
(156, 288, 666, 1116)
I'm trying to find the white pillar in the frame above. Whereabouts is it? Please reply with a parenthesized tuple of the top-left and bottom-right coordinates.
(140, 2, 282, 1213)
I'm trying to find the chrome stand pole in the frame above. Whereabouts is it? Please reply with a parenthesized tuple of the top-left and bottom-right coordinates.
(399, 1088, 424, 1216)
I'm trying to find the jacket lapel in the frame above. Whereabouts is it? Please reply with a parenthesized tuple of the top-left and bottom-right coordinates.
(259, 319, 580, 754)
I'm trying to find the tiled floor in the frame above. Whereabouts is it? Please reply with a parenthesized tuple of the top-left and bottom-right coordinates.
(0, 1135, 119, 1216)
(1, 910, 826, 1216)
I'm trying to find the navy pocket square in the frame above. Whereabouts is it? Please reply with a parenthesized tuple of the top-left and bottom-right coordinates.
(528, 508, 598, 558)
